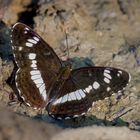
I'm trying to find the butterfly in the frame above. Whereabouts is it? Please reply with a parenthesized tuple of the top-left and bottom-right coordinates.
(10, 22, 131, 120)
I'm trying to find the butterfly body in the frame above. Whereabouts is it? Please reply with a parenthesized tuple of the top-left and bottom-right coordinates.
(46, 66, 72, 101)
(11, 22, 131, 120)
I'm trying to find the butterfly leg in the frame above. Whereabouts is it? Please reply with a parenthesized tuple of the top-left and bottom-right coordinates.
(8, 91, 23, 106)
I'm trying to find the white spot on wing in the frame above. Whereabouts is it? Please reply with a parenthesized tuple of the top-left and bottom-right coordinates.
(19, 46, 23, 51)
(24, 30, 27, 34)
(12, 45, 15, 50)
(68, 95, 72, 101)
(30, 70, 40, 75)
(73, 115, 79, 118)
(33, 36, 39, 42)
(69, 92, 77, 100)
(104, 77, 110, 83)
(83, 89, 86, 93)
(26, 42, 33, 47)
(104, 69, 110, 73)
(31, 60, 37, 68)
(85, 85, 92, 93)
(53, 89, 87, 105)
(107, 87, 111, 92)
(65, 117, 71, 120)
(31, 74, 41, 80)
(74, 90, 82, 100)
(53, 88, 87, 105)
(34, 78, 43, 84)
(31, 72, 47, 100)
(28, 53, 36, 60)
(57, 117, 62, 120)
(117, 73, 120, 77)
(32, 60, 37, 63)
(25, 27, 29, 31)
(28, 39, 38, 44)
(78, 89, 86, 98)
(118, 70, 122, 74)
(61, 95, 68, 103)
(41, 89, 47, 100)
(93, 81, 100, 89)
(81, 112, 86, 115)
(31, 62, 37, 68)
(36, 83, 43, 88)
(104, 72, 112, 79)
(53, 97, 62, 105)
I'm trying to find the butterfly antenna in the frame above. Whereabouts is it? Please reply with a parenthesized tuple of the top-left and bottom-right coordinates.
(64, 30, 70, 59)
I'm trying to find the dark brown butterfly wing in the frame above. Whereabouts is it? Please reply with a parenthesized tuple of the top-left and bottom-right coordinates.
(11, 23, 62, 108)
(47, 67, 130, 119)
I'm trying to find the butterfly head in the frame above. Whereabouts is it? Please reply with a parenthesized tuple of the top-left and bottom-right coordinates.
(56, 65, 72, 81)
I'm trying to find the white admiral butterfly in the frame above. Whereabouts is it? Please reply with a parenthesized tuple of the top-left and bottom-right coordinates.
(10, 22, 131, 120)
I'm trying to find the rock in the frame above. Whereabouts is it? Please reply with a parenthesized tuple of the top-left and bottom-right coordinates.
(3, 0, 32, 25)
(0, 107, 62, 140)
(0, 0, 12, 20)
(52, 126, 140, 140)
(0, 107, 139, 140)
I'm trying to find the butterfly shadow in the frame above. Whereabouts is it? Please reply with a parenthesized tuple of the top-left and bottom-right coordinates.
(33, 114, 129, 128)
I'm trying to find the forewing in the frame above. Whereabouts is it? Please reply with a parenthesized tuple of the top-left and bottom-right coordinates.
(47, 67, 130, 119)
(11, 23, 62, 108)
